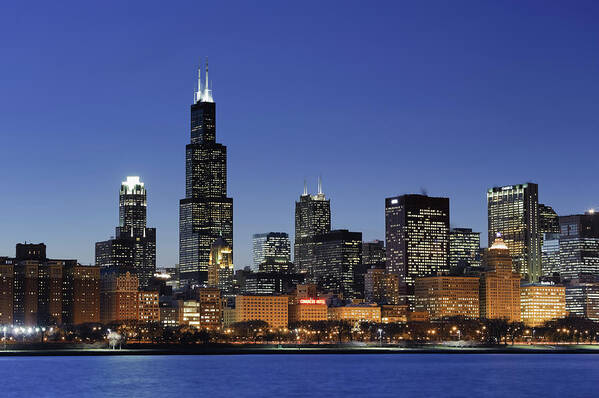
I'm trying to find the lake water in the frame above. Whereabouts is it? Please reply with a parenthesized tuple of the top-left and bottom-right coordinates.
(1, 354, 597, 397)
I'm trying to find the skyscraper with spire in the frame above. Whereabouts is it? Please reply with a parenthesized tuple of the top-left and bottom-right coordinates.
(294, 177, 331, 278)
(179, 60, 233, 287)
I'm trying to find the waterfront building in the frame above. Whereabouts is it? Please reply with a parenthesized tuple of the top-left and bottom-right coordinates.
(195, 287, 223, 329)
(414, 276, 480, 319)
(449, 228, 481, 269)
(327, 303, 381, 323)
(294, 179, 331, 277)
(385, 194, 450, 301)
(100, 271, 139, 324)
(178, 300, 201, 327)
(381, 304, 408, 323)
(223, 306, 237, 327)
(520, 283, 566, 327)
(487, 183, 541, 282)
(1, 244, 100, 326)
(160, 302, 179, 327)
(479, 235, 521, 322)
(235, 295, 289, 328)
(179, 62, 233, 287)
(95, 176, 156, 288)
(312, 229, 362, 298)
(364, 268, 400, 304)
(137, 291, 160, 323)
(288, 298, 328, 323)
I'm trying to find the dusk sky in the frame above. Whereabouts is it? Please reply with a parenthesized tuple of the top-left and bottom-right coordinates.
(1, 1, 598, 268)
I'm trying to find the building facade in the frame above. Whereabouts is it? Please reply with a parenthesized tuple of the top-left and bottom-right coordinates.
(364, 268, 400, 305)
(179, 62, 233, 287)
(558, 212, 599, 279)
(207, 237, 234, 295)
(487, 183, 541, 282)
(252, 232, 291, 271)
(235, 295, 289, 328)
(327, 304, 381, 323)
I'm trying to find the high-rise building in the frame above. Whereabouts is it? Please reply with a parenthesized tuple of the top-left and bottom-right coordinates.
(479, 235, 521, 322)
(100, 270, 139, 324)
(207, 237, 234, 294)
(362, 240, 386, 266)
(95, 176, 156, 288)
(541, 233, 560, 277)
(520, 283, 566, 327)
(179, 61, 233, 287)
(539, 204, 560, 237)
(294, 179, 331, 277)
(252, 232, 291, 272)
(449, 228, 481, 269)
(564, 275, 599, 321)
(312, 229, 362, 298)
(414, 276, 480, 320)
(487, 183, 541, 282)
(385, 194, 450, 300)
(558, 212, 599, 279)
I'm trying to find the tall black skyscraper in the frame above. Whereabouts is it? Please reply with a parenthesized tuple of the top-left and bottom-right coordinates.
(385, 194, 450, 300)
(294, 178, 331, 277)
(95, 176, 156, 288)
(179, 61, 233, 287)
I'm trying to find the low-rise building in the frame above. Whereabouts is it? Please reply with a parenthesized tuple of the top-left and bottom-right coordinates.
(414, 276, 479, 319)
(235, 295, 288, 328)
(328, 303, 381, 323)
(381, 304, 407, 323)
(288, 298, 328, 323)
(138, 291, 160, 323)
(520, 283, 566, 327)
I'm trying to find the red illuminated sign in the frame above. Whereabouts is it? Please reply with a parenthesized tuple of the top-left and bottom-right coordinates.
(299, 298, 326, 305)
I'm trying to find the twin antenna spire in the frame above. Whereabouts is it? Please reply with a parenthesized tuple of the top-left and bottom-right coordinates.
(302, 177, 324, 196)
(194, 57, 214, 104)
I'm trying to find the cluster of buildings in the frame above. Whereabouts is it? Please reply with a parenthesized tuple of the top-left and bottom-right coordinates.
(1, 62, 598, 334)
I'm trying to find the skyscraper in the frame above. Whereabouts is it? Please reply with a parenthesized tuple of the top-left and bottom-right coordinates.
(207, 237, 234, 294)
(95, 176, 156, 288)
(487, 183, 541, 282)
(558, 212, 599, 279)
(449, 228, 481, 269)
(179, 61, 233, 287)
(385, 194, 450, 300)
(312, 229, 362, 298)
(294, 178, 331, 276)
(252, 232, 291, 271)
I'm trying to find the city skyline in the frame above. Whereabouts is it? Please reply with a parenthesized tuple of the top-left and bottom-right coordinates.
(2, 2, 599, 269)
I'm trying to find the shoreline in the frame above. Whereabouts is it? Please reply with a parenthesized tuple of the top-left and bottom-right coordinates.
(1, 344, 599, 356)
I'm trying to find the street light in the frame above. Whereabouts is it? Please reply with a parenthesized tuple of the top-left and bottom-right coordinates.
(378, 328, 383, 347)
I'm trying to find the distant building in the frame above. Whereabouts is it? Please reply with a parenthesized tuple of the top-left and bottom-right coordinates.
(558, 212, 599, 279)
(207, 237, 234, 295)
(95, 176, 156, 288)
(362, 240, 386, 266)
(565, 275, 599, 321)
(414, 276, 480, 319)
(294, 179, 331, 277)
(520, 283, 566, 327)
(235, 295, 289, 328)
(312, 229, 362, 298)
(541, 233, 560, 277)
(539, 204, 560, 245)
(449, 228, 481, 269)
(252, 232, 291, 271)
(195, 287, 223, 329)
(385, 194, 450, 302)
(137, 291, 160, 323)
(487, 183, 541, 282)
(381, 304, 407, 323)
(364, 268, 400, 305)
(479, 235, 521, 322)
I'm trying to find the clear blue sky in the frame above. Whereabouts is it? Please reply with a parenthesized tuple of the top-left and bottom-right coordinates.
(1, 1, 598, 268)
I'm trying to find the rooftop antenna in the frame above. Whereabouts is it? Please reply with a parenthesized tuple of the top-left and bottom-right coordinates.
(303, 179, 308, 196)
(318, 175, 322, 195)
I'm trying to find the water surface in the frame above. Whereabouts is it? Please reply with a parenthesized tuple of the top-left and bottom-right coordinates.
(1, 354, 597, 397)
